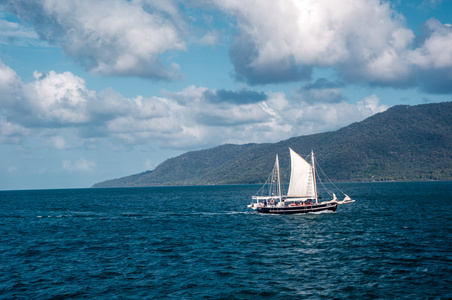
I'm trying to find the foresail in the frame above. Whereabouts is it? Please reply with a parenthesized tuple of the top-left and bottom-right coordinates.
(287, 148, 316, 197)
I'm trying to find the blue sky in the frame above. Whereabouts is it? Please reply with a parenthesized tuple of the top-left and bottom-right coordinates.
(0, 0, 451, 190)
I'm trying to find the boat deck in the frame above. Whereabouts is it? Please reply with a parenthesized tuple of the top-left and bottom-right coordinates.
(256, 202, 337, 214)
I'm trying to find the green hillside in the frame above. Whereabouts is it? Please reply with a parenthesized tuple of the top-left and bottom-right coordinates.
(92, 101, 452, 188)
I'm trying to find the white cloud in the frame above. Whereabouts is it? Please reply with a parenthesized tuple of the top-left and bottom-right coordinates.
(212, 0, 452, 91)
(215, 0, 414, 85)
(409, 18, 452, 69)
(357, 95, 388, 117)
(24, 71, 93, 124)
(156, 86, 388, 146)
(3, 0, 186, 79)
(261, 93, 387, 138)
(407, 18, 452, 93)
(0, 60, 388, 151)
(4, 0, 451, 93)
(0, 61, 23, 106)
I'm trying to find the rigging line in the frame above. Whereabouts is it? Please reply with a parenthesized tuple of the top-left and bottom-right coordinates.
(316, 167, 335, 197)
(254, 169, 273, 196)
(254, 158, 281, 198)
(316, 161, 348, 196)
(310, 155, 334, 196)
(317, 163, 337, 195)
(316, 169, 332, 195)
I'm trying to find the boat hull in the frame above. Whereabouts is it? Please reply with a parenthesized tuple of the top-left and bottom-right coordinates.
(255, 202, 337, 214)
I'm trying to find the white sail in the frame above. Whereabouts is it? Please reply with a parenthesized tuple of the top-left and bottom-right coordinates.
(287, 148, 316, 198)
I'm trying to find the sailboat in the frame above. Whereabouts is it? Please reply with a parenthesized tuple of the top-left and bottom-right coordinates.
(248, 148, 354, 214)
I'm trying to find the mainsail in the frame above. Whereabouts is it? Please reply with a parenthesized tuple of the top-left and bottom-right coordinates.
(287, 148, 316, 198)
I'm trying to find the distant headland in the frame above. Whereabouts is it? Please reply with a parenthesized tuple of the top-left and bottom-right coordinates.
(92, 101, 452, 188)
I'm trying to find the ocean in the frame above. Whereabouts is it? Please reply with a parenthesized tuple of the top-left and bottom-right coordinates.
(1, 181, 451, 299)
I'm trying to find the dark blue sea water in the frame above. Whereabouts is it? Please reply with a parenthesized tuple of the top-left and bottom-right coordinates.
(1, 181, 451, 299)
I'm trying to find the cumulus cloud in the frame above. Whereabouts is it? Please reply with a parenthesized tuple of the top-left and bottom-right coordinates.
(214, 0, 414, 85)
(3, 0, 451, 93)
(213, 0, 452, 92)
(0, 60, 387, 150)
(408, 18, 452, 93)
(24, 71, 93, 125)
(229, 32, 313, 84)
(262, 93, 387, 137)
(2, 0, 186, 80)
(0, 61, 23, 104)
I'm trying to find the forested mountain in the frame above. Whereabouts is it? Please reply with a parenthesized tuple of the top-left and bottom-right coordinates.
(92, 101, 452, 188)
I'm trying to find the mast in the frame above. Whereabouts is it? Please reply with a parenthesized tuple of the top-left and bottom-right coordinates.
(311, 150, 318, 204)
(276, 154, 282, 201)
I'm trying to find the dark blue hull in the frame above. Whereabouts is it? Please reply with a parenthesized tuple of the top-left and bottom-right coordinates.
(256, 202, 338, 214)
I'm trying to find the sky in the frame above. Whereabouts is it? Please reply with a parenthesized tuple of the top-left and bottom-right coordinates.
(0, 0, 451, 190)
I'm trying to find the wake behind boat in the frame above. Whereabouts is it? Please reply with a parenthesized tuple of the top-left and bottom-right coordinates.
(248, 148, 354, 214)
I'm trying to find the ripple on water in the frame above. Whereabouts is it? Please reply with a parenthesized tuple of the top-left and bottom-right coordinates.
(0, 183, 451, 299)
